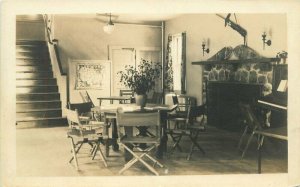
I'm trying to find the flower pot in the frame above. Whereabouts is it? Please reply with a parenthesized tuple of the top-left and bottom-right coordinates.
(135, 94, 147, 108)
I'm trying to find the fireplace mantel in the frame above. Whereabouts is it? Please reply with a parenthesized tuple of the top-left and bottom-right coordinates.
(192, 57, 279, 66)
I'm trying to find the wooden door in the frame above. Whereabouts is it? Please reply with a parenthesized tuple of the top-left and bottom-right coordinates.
(109, 46, 161, 97)
(110, 47, 135, 96)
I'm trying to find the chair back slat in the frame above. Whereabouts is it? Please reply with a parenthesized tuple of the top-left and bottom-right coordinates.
(172, 95, 192, 112)
(172, 95, 179, 105)
(68, 102, 93, 115)
(116, 110, 161, 140)
(120, 89, 134, 97)
(79, 91, 95, 107)
(119, 90, 135, 103)
(117, 111, 160, 127)
(66, 108, 81, 127)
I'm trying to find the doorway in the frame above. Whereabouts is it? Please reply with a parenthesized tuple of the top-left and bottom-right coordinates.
(109, 46, 162, 96)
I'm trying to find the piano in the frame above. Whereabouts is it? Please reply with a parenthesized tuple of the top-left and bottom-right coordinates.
(257, 79, 288, 127)
(257, 93, 287, 111)
(255, 79, 288, 173)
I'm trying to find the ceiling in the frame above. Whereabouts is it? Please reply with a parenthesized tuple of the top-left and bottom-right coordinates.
(61, 13, 181, 25)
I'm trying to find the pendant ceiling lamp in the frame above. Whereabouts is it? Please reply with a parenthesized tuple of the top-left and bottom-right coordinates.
(103, 13, 114, 34)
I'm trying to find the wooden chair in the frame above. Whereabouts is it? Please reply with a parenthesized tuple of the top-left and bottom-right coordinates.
(66, 108, 108, 170)
(173, 95, 191, 116)
(79, 91, 95, 107)
(119, 89, 135, 104)
(238, 103, 264, 158)
(68, 101, 96, 121)
(166, 104, 206, 160)
(116, 110, 164, 176)
(167, 95, 192, 130)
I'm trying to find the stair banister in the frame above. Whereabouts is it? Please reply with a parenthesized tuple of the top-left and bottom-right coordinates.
(43, 14, 69, 114)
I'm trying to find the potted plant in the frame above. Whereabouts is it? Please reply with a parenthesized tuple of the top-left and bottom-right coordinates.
(118, 59, 162, 107)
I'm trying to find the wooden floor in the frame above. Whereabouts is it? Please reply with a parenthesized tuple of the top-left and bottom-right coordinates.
(16, 125, 287, 176)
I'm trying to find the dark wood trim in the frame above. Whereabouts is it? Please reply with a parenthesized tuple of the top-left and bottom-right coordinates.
(53, 43, 66, 75)
(192, 57, 280, 65)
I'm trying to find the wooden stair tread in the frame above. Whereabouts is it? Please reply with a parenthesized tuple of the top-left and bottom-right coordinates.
(17, 92, 59, 95)
(16, 100, 61, 104)
(16, 70, 52, 73)
(17, 108, 62, 112)
(16, 85, 57, 87)
(16, 78, 55, 80)
(16, 116, 65, 122)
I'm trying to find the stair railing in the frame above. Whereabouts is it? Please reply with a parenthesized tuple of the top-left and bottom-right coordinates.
(43, 14, 65, 75)
(43, 14, 68, 115)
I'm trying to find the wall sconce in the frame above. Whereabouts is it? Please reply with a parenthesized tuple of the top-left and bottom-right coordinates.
(202, 39, 210, 56)
(262, 31, 271, 50)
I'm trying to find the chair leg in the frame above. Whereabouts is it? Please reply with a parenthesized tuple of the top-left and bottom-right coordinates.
(119, 144, 159, 176)
(69, 141, 84, 163)
(257, 135, 264, 150)
(257, 135, 264, 174)
(172, 135, 183, 152)
(169, 133, 183, 153)
(69, 137, 79, 170)
(103, 121, 110, 157)
(187, 131, 205, 161)
(90, 143, 97, 155)
(187, 143, 195, 161)
(92, 140, 108, 167)
(119, 146, 147, 174)
(242, 131, 255, 158)
(238, 125, 249, 150)
(137, 147, 164, 168)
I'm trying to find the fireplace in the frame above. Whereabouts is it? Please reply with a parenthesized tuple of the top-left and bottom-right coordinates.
(206, 81, 263, 131)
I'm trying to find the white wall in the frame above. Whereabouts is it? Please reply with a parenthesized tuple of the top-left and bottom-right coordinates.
(53, 15, 162, 103)
(165, 14, 287, 104)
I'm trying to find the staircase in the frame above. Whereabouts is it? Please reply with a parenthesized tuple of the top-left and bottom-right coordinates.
(16, 40, 67, 128)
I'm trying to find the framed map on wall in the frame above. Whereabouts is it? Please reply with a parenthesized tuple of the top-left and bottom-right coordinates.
(75, 60, 111, 90)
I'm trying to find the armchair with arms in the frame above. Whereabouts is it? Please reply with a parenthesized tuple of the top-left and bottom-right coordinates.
(66, 108, 108, 170)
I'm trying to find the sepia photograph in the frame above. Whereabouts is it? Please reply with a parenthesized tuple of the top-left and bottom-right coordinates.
(1, 0, 300, 187)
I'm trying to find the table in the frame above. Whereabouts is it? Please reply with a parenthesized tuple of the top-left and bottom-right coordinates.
(97, 96, 133, 106)
(91, 103, 177, 158)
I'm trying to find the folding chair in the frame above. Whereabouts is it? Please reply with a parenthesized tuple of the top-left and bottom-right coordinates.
(79, 91, 107, 122)
(166, 95, 192, 149)
(116, 110, 164, 176)
(66, 108, 108, 170)
(119, 89, 135, 104)
(166, 105, 206, 160)
(79, 91, 95, 107)
(186, 105, 206, 160)
(68, 101, 95, 121)
(238, 103, 264, 158)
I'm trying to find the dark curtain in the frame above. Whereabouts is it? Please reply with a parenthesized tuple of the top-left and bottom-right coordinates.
(164, 35, 174, 91)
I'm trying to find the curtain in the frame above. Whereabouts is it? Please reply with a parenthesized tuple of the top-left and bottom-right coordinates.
(164, 35, 174, 91)
(181, 33, 186, 94)
(164, 33, 186, 94)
